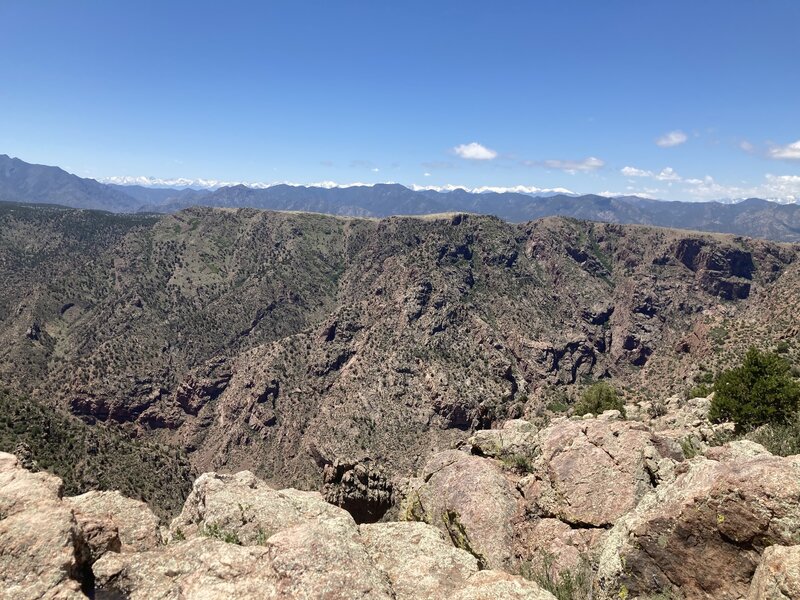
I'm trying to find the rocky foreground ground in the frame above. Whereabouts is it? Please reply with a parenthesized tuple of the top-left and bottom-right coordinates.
(2, 395, 800, 599)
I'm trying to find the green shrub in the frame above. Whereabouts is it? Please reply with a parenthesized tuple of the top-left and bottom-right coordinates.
(574, 382, 625, 418)
(744, 412, 800, 456)
(520, 551, 594, 600)
(687, 383, 712, 399)
(709, 347, 800, 432)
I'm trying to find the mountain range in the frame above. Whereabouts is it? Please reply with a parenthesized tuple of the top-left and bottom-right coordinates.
(2, 153, 800, 242)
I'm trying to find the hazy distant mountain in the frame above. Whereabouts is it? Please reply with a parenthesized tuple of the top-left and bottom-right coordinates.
(152, 185, 800, 242)
(0, 154, 140, 212)
(2, 154, 800, 241)
(106, 183, 211, 209)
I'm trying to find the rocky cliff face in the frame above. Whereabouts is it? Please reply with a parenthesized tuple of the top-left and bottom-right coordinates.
(0, 204, 799, 515)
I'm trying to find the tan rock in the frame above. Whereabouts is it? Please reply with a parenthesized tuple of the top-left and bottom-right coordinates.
(66, 490, 160, 552)
(514, 517, 606, 576)
(598, 448, 800, 599)
(468, 419, 538, 460)
(0, 453, 87, 600)
(403, 449, 519, 570)
(94, 520, 394, 599)
(0, 452, 63, 516)
(265, 518, 393, 599)
(522, 417, 682, 527)
(748, 545, 800, 600)
(169, 470, 350, 544)
(92, 537, 279, 599)
(360, 521, 479, 599)
(450, 570, 557, 600)
(64, 491, 161, 552)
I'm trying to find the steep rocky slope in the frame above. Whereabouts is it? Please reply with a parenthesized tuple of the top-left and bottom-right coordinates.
(0, 203, 798, 516)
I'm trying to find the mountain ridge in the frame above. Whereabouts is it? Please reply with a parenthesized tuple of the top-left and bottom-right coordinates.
(2, 153, 800, 242)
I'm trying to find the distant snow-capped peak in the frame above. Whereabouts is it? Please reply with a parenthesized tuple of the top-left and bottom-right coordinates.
(100, 175, 575, 196)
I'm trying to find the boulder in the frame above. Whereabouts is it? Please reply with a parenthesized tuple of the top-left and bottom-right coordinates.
(97, 479, 395, 599)
(747, 545, 800, 600)
(402, 449, 519, 570)
(598, 447, 800, 599)
(513, 517, 605, 577)
(169, 470, 349, 544)
(450, 570, 557, 600)
(265, 518, 393, 599)
(66, 490, 160, 552)
(360, 521, 479, 599)
(93, 537, 280, 599)
(0, 452, 88, 599)
(520, 417, 683, 528)
(467, 419, 539, 461)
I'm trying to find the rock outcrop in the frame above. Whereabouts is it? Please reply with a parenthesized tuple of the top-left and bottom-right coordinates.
(403, 449, 519, 570)
(95, 468, 555, 600)
(1, 455, 556, 599)
(0, 452, 91, 599)
(598, 443, 800, 599)
(520, 413, 682, 528)
(65, 491, 161, 553)
(747, 545, 800, 600)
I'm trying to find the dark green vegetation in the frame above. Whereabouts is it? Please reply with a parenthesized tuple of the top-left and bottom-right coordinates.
(0, 388, 192, 519)
(574, 382, 626, 417)
(709, 348, 800, 432)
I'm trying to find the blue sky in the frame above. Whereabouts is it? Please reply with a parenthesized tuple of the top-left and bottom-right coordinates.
(1, 1, 799, 201)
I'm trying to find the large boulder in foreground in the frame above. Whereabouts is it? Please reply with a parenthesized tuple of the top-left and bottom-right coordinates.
(521, 414, 683, 528)
(169, 470, 349, 544)
(360, 521, 556, 600)
(402, 449, 519, 570)
(360, 521, 479, 599)
(65, 490, 160, 552)
(0, 452, 87, 599)
(747, 545, 800, 600)
(93, 537, 282, 599)
(598, 442, 800, 599)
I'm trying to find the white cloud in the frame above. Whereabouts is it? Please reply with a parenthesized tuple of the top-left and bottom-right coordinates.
(540, 156, 605, 174)
(654, 167, 682, 181)
(453, 142, 498, 160)
(768, 140, 800, 160)
(621, 166, 652, 177)
(423, 172, 432, 177)
(621, 165, 683, 182)
(371, 167, 380, 172)
(681, 173, 800, 203)
(656, 130, 688, 147)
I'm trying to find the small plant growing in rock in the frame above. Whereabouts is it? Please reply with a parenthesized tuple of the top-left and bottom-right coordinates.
(202, 522, 241, 545)
(709, 347, 800, 431)
(744, 412, 800, 456)
(500, 453, 535, 474)
(574, 382, 625, 418)
(520, 550, 594, 600)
